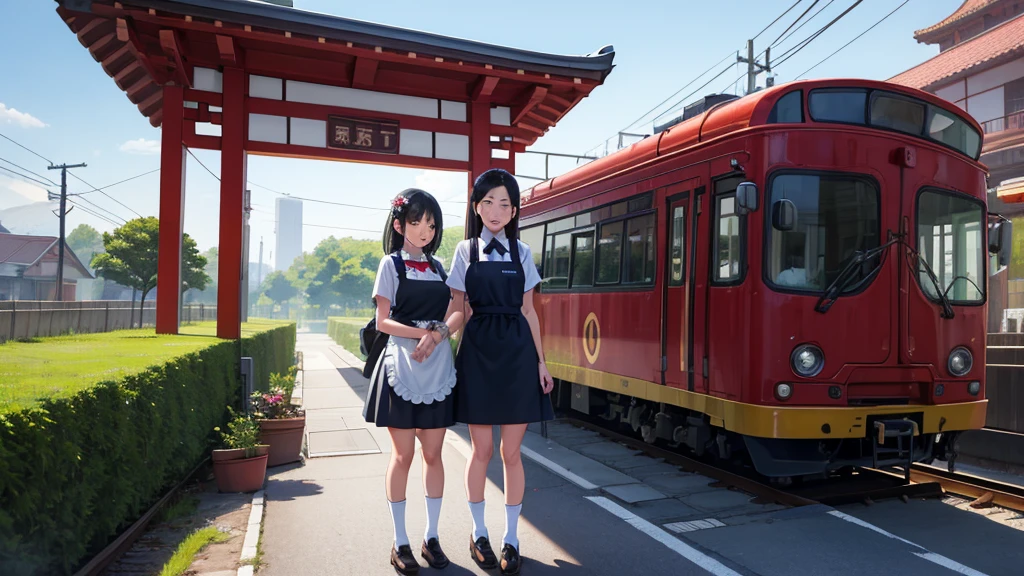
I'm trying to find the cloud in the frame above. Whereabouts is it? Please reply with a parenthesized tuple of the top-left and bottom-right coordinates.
(0, 174, 50, 205)
(0, 103, 47, 128)
(119, 138, 161, 156)
(93, 149, 101, 157)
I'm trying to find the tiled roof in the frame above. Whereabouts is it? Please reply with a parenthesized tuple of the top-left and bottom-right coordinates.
(889, 14, 1024, 90)
(0, 234, 57, 266)
(914, 0, 1001, 41)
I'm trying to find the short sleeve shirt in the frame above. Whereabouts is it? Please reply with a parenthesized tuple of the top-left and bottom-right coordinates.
(445, 228, 541, 293)
(372, 251, 446, 304)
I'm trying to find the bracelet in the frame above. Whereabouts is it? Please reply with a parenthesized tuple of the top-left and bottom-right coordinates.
(428, 320, 450, 340)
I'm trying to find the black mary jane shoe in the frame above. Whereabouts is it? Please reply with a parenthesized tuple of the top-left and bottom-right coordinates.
(391, 544, 421, 575)
(469, 535, 498, 569)
(500, 543, 521, 576)
(421, 538, 450, 569)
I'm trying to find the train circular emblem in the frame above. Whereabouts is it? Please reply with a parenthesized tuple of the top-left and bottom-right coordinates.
(583, 312, 601, 364)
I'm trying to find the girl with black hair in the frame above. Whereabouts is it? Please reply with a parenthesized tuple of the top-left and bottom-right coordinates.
(362, 188, 457, 575)
(441, 168, 554, 575)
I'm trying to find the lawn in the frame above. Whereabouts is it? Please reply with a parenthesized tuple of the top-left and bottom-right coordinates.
(0, 319, 292, 414)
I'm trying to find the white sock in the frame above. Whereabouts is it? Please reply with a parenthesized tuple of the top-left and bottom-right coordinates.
(469, 500, 488, 540)
(424, 496, 442, 542)
(388, 499, 409, 547)
(503, 503, 522, 549)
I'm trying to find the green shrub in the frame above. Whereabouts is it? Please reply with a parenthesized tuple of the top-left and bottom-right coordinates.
(327, 316, 457, 359)
(0, 322, 296, 575)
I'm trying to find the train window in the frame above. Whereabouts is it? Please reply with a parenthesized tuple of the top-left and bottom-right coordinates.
(927, 108, 982, 159)
(713, 195, 742, 283)
(808, 89, 867, 125)
(916, 190, 985, 303)
(870, 93, 925, 136)
(575, 212, 593, 227)
(670, 206, 686, 286)
(543, 233, 571, 290)
(547, 216, 575, 235)
(767, 91, 803, 124)
(628, 193, 653, 213)
(570, 232, 595, 287)
(624, 213, 656, 284)
(519, 225, 544, 280)
(596, 221, 624, 284)
(766, 173, 879, 293)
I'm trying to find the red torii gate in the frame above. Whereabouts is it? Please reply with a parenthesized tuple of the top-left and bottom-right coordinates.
(55, 0, 614, 339)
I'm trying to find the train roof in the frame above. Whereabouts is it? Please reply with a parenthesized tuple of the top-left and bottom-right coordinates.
(522, 78, 984, 208)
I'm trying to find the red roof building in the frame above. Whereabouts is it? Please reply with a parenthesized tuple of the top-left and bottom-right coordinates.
(0, 233, 93, 301)
(889, 0, 1024, 201)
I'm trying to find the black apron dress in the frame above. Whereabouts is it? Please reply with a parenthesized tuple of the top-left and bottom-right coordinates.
(454, 238, 555, 425)
(363, 254, 456, 429)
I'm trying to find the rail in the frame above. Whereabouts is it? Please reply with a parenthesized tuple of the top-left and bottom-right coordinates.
(981, 110, 1024, 135)
(909, 463, 1024, 513)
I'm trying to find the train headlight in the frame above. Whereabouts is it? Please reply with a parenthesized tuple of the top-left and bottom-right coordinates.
(948, 347, 973, 377)
(968, 381, 981, 396)
(791, 344, 824, 378)
(775, 383, 793, 401)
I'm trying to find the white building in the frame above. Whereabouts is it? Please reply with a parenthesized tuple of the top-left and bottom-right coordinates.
(275, 197, 303, 271)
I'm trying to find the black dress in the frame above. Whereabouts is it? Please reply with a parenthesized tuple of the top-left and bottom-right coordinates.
(363, 254, 456, 429)
(454, 238, 554, 425)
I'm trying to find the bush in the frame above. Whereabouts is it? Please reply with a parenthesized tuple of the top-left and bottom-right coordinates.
(327, 316, 457, 359)
(0, 323, 296, 575)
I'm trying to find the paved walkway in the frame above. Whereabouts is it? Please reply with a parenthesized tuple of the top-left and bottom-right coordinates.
(258, 334, 1024, 576)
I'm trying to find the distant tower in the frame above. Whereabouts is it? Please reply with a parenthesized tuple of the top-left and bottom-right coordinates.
(275, 197, 303, 271)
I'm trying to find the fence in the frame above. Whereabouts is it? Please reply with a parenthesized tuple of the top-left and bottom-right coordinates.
(0, 301, 221, 343)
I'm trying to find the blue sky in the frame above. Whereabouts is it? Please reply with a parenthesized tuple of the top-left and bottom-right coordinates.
(0, 0, 963, 268)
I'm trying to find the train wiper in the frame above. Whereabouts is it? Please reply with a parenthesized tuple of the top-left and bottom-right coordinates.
(815, 237, 898, 314)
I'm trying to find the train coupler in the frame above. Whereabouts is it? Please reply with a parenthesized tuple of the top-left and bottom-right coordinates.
(872, 419, 918, 481)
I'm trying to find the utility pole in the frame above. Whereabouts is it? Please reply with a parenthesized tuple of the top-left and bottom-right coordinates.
(47, 162, 87, 301)
(737, 39, 771, 95)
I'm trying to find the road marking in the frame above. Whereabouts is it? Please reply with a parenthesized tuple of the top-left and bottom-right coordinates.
(665, 518, 726, 534)
(587, 496, 743, 576)
(827, 511, 989, 576)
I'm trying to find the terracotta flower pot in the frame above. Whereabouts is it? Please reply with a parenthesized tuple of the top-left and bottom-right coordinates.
(212, 445, 269, 493)
(259, 415, 306, 467)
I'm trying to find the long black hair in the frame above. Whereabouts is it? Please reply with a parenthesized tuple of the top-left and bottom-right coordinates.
(382, 188, 443, 271)
(469, 168, 520, 240)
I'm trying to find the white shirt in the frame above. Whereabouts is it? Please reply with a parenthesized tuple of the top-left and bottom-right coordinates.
(372, 250, 446, 304)
(446, 228, 542, 293)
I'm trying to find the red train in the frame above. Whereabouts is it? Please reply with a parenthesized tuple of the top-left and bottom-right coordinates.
(519, 78, 1013, 479)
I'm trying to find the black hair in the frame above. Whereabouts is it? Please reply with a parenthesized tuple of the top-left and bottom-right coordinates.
(381, 188, 443, 272)
(469, 168, 520, 240)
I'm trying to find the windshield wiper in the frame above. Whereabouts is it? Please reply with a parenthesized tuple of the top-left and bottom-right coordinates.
(902, 241, 955, 319)
(815, 236, 899, 314)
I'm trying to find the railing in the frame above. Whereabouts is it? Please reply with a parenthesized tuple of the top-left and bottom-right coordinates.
(981, 110, 1024, 134)
(0, 301, 222, 342)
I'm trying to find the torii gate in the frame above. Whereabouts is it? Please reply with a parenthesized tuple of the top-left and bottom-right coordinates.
(55, 0, 614, 338)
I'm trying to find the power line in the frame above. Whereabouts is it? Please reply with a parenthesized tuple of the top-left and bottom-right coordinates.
(797, 0, 912, 79)
(771, 0, 864, 70)
(753, 0, 805, 41)
(71, 168, 160, 196)
(652, 64, 739, 128)
(0, 131, 53, 165)
(770, 0, 820, 48)
(0, 157, 59, 186)
(66, 197, 123, 227)
(0, 164, 55, 188)
(773, 0, 837, 51)
(72, 194, 127, 224)
(68, 171, 143, 218)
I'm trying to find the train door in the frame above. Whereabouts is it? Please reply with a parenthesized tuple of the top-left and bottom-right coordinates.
(704, 175, 749, 399)
(661, 183, 695, 390)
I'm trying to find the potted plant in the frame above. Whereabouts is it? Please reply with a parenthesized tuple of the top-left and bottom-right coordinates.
(254, 370, 306, 468)
(212, 410, 269, 493)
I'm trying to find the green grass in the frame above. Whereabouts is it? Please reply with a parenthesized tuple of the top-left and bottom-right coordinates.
(0, 319, 291, 414)
(158, 526, 230, 576)
(156, 495, 200, 524)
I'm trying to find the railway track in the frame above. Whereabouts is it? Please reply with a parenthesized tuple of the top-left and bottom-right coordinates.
(910, 463, 1024, 513)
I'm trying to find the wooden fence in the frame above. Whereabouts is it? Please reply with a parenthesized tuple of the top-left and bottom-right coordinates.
(0, 301, 217, 343)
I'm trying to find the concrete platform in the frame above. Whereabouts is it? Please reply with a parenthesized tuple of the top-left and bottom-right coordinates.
(257, 334, 1024, 576)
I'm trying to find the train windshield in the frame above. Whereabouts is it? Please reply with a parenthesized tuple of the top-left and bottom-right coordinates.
(767, 173, 880, 293)
(916, 190, 985, 303)
(808, 88, 982, 160)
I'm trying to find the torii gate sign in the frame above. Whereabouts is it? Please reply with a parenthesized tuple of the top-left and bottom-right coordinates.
(55, 0, 614, 339)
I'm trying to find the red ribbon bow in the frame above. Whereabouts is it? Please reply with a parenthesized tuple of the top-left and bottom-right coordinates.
(404, 260, 431, 272)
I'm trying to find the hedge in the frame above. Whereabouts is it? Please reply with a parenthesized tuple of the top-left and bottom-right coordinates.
(0, 321, 296, 575)
(327, 316, 457, 360)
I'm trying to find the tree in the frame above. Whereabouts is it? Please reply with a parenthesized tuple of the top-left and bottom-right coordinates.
(66, 224, 104, 271)
(91, 216, 207, 328)
(181, 236, 210, 294)
(264, 271, 297, 307)
(435, 225, 463, 266)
